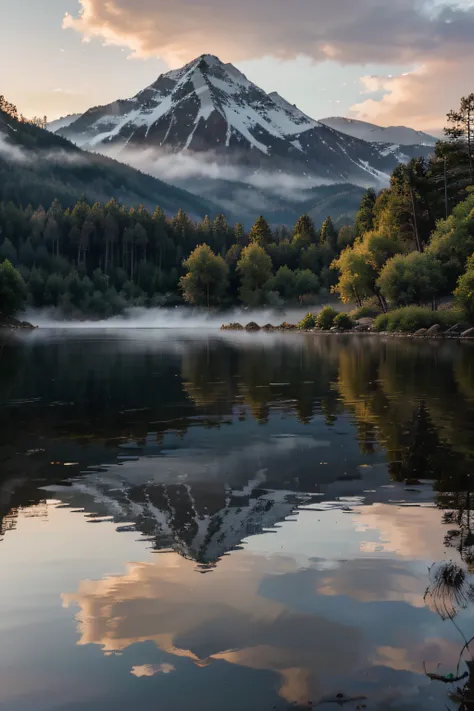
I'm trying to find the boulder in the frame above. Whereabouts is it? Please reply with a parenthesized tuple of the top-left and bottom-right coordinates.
(245, 321, 260, 332)
(279, 322, 297, 331)
(357, 317, 375, 328)
(461, 327, 474, 338)
(262, 323, 276, 332)
(414, 328, 428, 336)
(446, 323, 462, 334)
(426, 324, 441, 336)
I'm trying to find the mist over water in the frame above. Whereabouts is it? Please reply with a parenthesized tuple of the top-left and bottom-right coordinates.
(22, 305, 328, 330)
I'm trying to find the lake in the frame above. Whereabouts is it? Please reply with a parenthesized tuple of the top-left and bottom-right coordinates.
(1, 328, 474, 711)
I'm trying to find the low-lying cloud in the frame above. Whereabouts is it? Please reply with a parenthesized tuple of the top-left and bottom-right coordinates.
(0, 132, 87, 167)
(94, 143, 335, 211)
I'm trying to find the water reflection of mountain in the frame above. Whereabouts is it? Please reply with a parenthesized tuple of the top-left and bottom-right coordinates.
(1, 332, 474, 564)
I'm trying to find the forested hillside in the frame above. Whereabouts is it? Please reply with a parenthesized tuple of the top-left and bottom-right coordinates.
(0, 99, 213, 218)
(331, 94, 474, 329)
(0, 94, 473, 326)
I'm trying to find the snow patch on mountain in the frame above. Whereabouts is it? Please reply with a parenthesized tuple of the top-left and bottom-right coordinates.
(47, 114, 81, 133)
(54, 54, 434, 191)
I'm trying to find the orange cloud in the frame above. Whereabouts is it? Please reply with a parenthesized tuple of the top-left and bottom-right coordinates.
(352, 58, 474, 132)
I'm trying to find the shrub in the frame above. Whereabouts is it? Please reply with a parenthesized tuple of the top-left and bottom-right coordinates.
(350, 302, 381, 319)
(454, 254, 474, 324)
(316, 305, 339, 330)
(373, 306, 464, 333)
(333, 313, 354, 330)
(298, 312, 316, 329)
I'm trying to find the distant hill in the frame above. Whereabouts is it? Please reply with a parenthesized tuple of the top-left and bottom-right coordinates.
(319, 117, 437, 147)
(47, 113, 81, 133)
(0, 109, 214, 218)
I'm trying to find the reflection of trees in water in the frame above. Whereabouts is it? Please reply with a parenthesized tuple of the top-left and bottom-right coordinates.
(335, 340, 474, 485)
(181, 337, 343, 427)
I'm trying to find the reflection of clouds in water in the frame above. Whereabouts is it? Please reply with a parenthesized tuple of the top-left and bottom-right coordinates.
(131, 663, 175, 677)
(355, 504, 449, 561)
(315, 558, 426, 608)
(375, 638, 461, 674)
(62, 537, 450, 707)
(62, 552, 366, 704)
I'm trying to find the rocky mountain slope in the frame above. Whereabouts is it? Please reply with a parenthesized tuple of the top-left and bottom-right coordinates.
(55, 54, 433, 188)
(319, 117, 437, 147)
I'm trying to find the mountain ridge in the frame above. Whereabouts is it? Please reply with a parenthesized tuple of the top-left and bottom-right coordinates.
(319, 116, 438, 147)
(55, 54, 433, 188)
(0, 107, 215, 218)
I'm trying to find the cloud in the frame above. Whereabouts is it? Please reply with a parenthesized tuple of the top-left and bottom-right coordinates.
(352, 58, 474, 131)
(0, 135, 30, 164)
(63, 1, 474, 130)
(63, 0, 474, 67)
(0, 132, 87, 167)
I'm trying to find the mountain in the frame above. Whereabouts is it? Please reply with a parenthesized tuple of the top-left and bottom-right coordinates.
(319, 117, 437, 147)
(55, 54, 433, 189)
(0, 108, 213, 218)
(47, 113, 81, 133)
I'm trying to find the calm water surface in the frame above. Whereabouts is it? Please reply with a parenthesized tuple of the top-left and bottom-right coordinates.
(1, 330, 474, 711)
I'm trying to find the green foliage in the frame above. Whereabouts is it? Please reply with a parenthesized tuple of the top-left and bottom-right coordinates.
(297, 312, 316, 330)
(427, 190, 474, 287)
(316, 305, 339, 330)
(294, 269, 320, 299)
(377, 252, 445, 306)
(266, 265, 296, 300)
(350, 302, 381, 319)
(293, 214, 317, 246)
(454, 254, 474, 323)
(444, 93, 474, 184)
(0, 105, 212, 217)
(266, 266, 320, 301)
(320, 216, 338, 250)
(249, 216, 272, 248)
(333, 312, 354, 330)
(0, 259, 27, 315)
(337, 225, 355, 251)
(180, 244, 229, 307)
(354, 188, 376, 238)
(237, 243, 273, 306)
(373, 306, 463, 333)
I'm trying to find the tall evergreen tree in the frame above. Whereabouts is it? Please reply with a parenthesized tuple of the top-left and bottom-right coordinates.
(249, 216, 272, 248)
(320, 216, 338, 251)
(354, 188, 376, 238)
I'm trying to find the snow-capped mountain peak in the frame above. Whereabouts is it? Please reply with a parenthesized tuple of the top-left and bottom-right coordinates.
(57, 54, 318, 156)
(53, 54, 434, 188)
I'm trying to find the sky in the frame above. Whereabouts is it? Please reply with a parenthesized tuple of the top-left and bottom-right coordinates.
(1, 0, 474, 132)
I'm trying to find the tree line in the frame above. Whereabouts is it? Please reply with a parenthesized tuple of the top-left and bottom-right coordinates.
(0, 95, 47, 129)
(1, 93, 474, 321)
(0, 195, 354, 317)
(331, 93, 474, 323)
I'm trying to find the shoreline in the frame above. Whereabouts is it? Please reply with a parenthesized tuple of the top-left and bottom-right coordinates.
(221, 321, 474, 340)
(0, 315, 36, 330)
